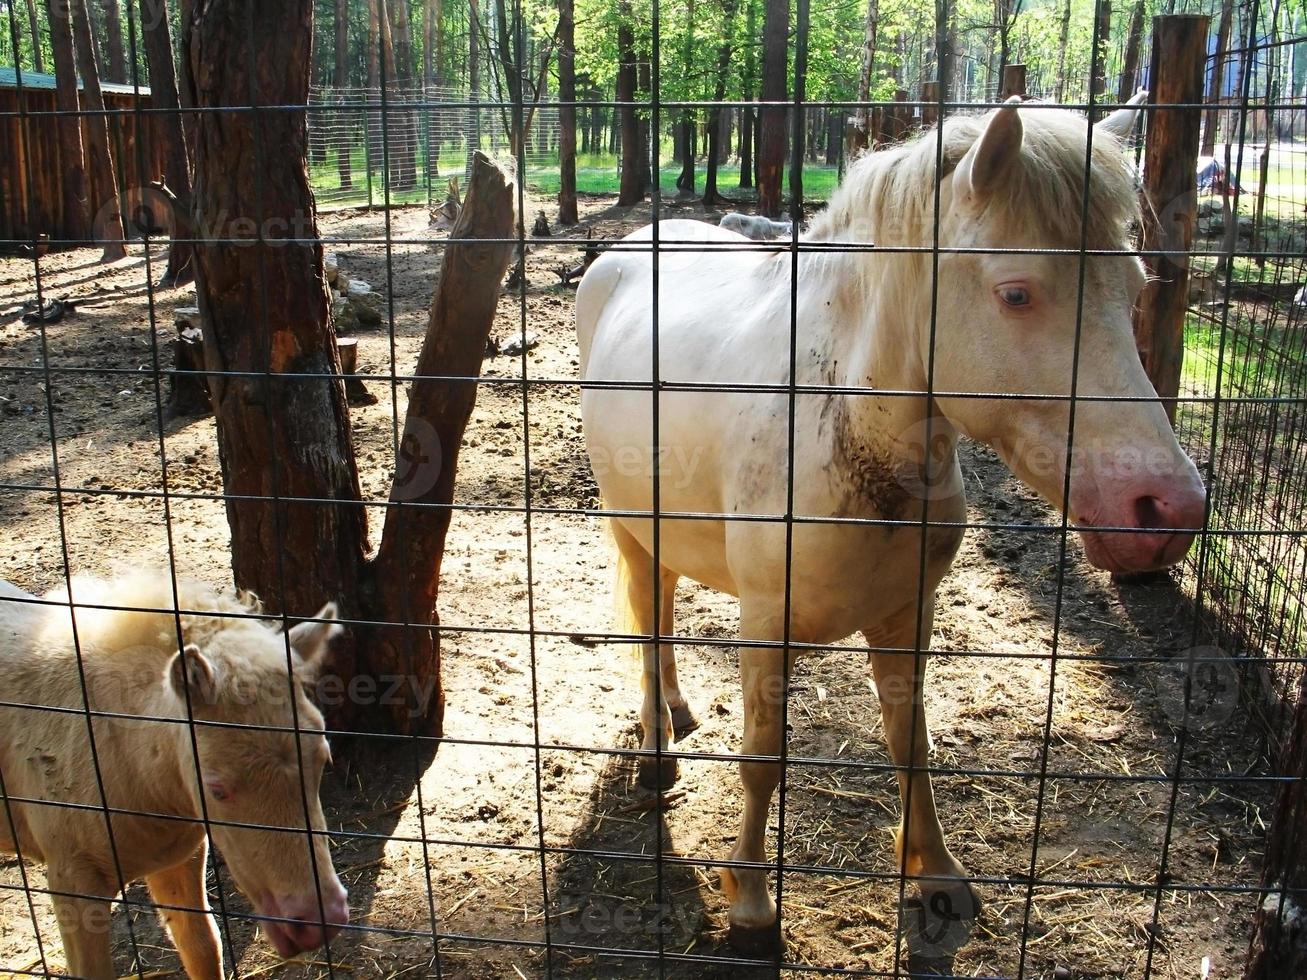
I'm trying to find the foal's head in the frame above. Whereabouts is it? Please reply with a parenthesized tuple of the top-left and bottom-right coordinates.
(922, 98, 1206, 573)
(167, 598, 349, 957)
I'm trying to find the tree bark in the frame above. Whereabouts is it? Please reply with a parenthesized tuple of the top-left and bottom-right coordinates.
(1133, 15, 1207, 425)
(738, 0, 756, 188)
(557, 0, 578, 224)
(616, 0, 642, 206)
(1118, 0, 1145, 103)
(25, 0, 45, 74)
(467, 0, 481, 171)
(187, 0, 368, 639)
(853, 0, 878, 152)
(69, 0, 126, 260)
(187, 1, 514, 737)
(367, 151, 515, 735)
(1244, 671, 1307, 979)
(935, 0, 954, 105)
(334, 0, 354, 190)
(675, 0, 697, 195)
(1054, 0, 1071, 103)
(100, 0, 127, 83)
(391, 0, 418, 188)
(45, 0, 91, 240)
(757, 0, 787, 216)
(1202, 0, 1233, 156)
(703, 0, 740, 205)
(1090, 0, 1112, 116)
(141, 0, 193, 284)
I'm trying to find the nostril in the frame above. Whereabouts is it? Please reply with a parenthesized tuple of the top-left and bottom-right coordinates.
(1134, 494, 1166, 531)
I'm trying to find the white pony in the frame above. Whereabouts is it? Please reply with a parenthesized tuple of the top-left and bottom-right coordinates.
(0, 572, 348, 979)
(576, 96, 1206, 956)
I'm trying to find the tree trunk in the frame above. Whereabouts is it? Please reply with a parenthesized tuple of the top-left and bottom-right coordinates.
(703, 0, 740, 205)
(637, 57, 652, 192)
(557, 0, 578, 224)
(100, 0, 127, 83)
(1244, 672, 1307, 978)
(738, 0, 756, 189)
(616, 2, 642, 205)
(1054, 0, 1071, 103)
(1133, 15, 1207, 425)
(69, 0, 126, 260)
(187, 0, 369, 681)
(141, 0, 193, 285)
(1118, 0, 1145, 103)
(853, 0, 878, 152)
(1202, 0, 1234, 155)
(676, 0, 697, 195)
(422, 0, 440, 85)
(391, 0, 418, 187)
(367, 151, 515, 735)
(45, 0, 91, 240)
(1091, 0, 1112, 116)
(335, 0, 353, 190)
(467, 0, 481, 170)
(25, 0, 45, 74)
(935, 0, 954, 105)
(757, 0, 787, 216)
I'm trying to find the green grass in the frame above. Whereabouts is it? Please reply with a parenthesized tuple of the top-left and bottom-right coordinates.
(310, 144, 842, 208)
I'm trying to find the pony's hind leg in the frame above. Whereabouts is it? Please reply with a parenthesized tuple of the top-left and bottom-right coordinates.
(610, 519, 689, 790)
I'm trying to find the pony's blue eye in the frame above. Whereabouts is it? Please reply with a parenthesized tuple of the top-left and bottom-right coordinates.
(998, 286, 1031, 307)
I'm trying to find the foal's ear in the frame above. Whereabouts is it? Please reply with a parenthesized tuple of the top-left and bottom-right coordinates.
(287, 602, 343, 673)
(955, 96, 1024, 204)
(1096, 89, 1148, 141)
(168, 644, 219, 705)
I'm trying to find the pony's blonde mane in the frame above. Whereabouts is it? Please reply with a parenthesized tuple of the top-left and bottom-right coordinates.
(47, 570, 272, 662)
(808, 106, 1141, 249)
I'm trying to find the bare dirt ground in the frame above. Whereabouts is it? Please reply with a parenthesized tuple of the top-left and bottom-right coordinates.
(0, 195, 1275, 979)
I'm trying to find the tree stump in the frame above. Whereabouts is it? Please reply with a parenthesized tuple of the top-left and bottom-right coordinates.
(167, 312, 212, 418)
(336, 337, 377, 405)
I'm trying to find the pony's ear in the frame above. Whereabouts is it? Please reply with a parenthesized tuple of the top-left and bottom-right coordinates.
(168, 644, 219, 704)
(955, 96, 1024, 204)
(1096, 89, 1148, 140)
(288, 603, 342, 673)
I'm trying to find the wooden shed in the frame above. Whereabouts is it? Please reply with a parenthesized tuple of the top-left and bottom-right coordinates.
(0, 66, 168, 245)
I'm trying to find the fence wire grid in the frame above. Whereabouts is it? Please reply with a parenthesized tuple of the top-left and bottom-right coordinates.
(0, 1, 1305, 979)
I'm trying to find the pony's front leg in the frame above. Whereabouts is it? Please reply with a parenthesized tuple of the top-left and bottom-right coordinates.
(719, 611, 798, 956)
(48, 864, 115, 980)
(867, 603, 979, 970)
(147, 840, 222, 980)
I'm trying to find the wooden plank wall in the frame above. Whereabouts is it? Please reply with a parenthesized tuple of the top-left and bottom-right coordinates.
(0, 88, 168, 244)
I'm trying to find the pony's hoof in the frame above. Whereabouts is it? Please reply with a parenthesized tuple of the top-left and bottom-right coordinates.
(727, 919, 782, 959)
(900, 880, 980, 973)
(637, 756, 679, 790)
(670, 703, 701, 740)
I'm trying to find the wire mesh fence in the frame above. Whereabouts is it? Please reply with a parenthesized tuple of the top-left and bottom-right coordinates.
(307, 83, 562, 209)
(1, 1, 1306, 979)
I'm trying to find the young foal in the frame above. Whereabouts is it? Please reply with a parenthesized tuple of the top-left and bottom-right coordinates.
(0, 572, 348, 979)
(576, 97, 1207, 955)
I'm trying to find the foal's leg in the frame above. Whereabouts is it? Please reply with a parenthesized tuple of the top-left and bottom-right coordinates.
(611, 520, 689, 789)
(147, 840, 222, 980)
(719, 605, 798, 953)
(48, 862, 115, 980)
(866, 601, 979, 963)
